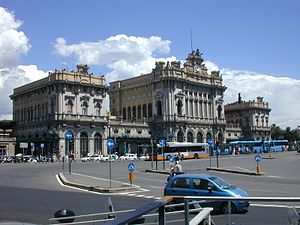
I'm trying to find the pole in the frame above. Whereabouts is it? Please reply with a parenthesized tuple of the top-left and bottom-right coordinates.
(151, 138, 154, 170)
(108, 126, 112, 188)
(162, 145, 165, 170)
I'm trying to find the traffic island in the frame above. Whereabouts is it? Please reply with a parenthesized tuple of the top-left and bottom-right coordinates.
(206, 167, 264, 176)
(58, 172, 141, 193)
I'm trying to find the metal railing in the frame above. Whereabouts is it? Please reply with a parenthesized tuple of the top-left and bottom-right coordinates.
(48, 196, 300, 225)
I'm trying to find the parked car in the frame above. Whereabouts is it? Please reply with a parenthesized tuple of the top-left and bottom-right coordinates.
(119, 153, 138, 160)
(81, 154, 99, 162)
(164, 174, 249, 214)
(100, 154, 110, 161)
(89, 154, 102, 162)
(139, 154, 150, 160)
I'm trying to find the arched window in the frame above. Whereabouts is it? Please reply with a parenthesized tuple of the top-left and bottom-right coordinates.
(82, 101, 88, 115)
(80, 132, 88, 157)
(177, 100, 183, 115)
(217, 105, 222, 118)
(197, 132, 204, 143)
(148, 103, 152, 117)
(94, 133, 102, 154)
(187, 132, 193, 143)
(67, 100, 73, 114)
(177, 131, 184, 142)
(137, 105, 142, 119)
(142, 104, 147, 118)
(95, 102, 101, 116)
(122, 107, 126, 120)
(132, 106, 136, 119)
(127, 106, 131, 120)
(156, 101, 162, 116)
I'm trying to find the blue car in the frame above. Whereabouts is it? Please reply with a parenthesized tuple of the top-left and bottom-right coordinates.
(164, 174, 249, 213)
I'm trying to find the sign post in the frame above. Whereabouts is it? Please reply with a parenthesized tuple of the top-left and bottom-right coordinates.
(254, 155, 262, 173)
(128, 162, 135, 185)
(159, 139, 166, 170)
(107, 138, 115, 188)
(208, 139, 213, 167)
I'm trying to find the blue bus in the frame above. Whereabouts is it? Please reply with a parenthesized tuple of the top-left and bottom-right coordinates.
(265, 140, 289, 152)
(228, 140, 264, 154)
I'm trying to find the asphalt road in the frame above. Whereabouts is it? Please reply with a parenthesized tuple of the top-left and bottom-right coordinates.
(0, 151, 299, 224)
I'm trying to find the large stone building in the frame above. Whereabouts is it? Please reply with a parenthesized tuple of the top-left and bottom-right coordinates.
(109, 49, 227, 145)
(224, 93, 271, 141)
(10, 65, 150, 158)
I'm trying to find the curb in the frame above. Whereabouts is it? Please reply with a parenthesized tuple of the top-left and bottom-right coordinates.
(206, 167, 264, 176)
(58, 173, 141, 193)
(145, 169, 170, 175)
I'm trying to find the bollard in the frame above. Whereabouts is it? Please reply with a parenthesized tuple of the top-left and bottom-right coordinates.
(256, 165, 260, 173)
(129, 172, 135, 185)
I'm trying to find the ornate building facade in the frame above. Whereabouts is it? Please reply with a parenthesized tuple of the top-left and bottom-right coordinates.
(0, 121, 16, 156)
(10, 65, 151, 158)
(109, 49, 227, 145)
(224, 93, 271, 141)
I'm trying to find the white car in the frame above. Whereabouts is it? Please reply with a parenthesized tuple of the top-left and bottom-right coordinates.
(100, 154, 110, 161)
(119, 153, 138, 160)
(139, 155, 150, 160)
(89, 154, 102, 162)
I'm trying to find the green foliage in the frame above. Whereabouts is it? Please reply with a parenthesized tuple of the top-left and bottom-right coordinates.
(271, 124, 300, 142)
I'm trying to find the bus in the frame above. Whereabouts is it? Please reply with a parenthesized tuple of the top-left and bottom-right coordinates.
(155, 142, 209, 160)
(228, 140, 265, 154)
(265, 140, 289, 152)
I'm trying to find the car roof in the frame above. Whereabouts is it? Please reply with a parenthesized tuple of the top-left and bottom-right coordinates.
(172, 174, 215, 179)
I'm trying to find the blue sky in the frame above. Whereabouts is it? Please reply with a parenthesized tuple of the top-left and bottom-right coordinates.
(1, 0, 300, 128)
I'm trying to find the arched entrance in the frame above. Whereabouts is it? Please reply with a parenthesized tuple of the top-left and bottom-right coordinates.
(80, 132, 88, 157)
(177, 131, 184, 142)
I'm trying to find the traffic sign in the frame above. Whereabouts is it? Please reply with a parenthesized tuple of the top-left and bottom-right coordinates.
(31, 142, 35, 148)
(40, 143, 44, 148)
(159, 139, 166, 147)
(254, 155, 261, 162)
(207, 139, 213, 146)
(128, 162, 135, 172)
(107, 138, 115, 150)
(66, 132, 73, 140)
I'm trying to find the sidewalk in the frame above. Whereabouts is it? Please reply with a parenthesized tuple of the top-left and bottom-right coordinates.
(58, 172, 141, 193)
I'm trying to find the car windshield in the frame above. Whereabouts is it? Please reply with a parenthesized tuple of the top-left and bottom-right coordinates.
(210, 176, 235, 189)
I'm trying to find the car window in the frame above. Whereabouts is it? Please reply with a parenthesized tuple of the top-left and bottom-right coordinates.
(172, 178, 189, 189)
(192, 178, 216, 190)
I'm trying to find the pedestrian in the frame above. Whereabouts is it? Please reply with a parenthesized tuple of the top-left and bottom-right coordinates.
(70, 151, 76, 163)
(174, 160, 183, 175)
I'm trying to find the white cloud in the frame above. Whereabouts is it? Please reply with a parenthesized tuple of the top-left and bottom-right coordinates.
(0, 7, 30, 68)
(54, 34, 173, 82)
(0, 7, 47, 119)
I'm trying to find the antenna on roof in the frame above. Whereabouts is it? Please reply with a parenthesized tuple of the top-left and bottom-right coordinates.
(190, 28, 193, 52)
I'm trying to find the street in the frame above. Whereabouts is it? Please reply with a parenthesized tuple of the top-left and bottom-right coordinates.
(0, 151, 299, 224)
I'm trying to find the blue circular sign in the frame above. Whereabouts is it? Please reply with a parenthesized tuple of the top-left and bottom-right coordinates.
(107, 138, 115, 150)
(128, 162, 135, 172)
(254, 155, 261, 162)
(159, 139, 166, 147)
(40, 143, 44, 148)
(207, 139, 213, 146)
(65, 132, 73, 140)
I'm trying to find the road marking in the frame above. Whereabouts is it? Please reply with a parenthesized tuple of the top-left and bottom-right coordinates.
(252, 203, 300, 208)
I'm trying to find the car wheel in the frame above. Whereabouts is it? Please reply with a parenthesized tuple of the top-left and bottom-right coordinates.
(194, 153, 199, 159)
(166, 155, 171, 160)
(220, 202, 236, 214)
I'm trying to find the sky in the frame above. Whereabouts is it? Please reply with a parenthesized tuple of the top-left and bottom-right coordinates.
(0, 0, 300, 128)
